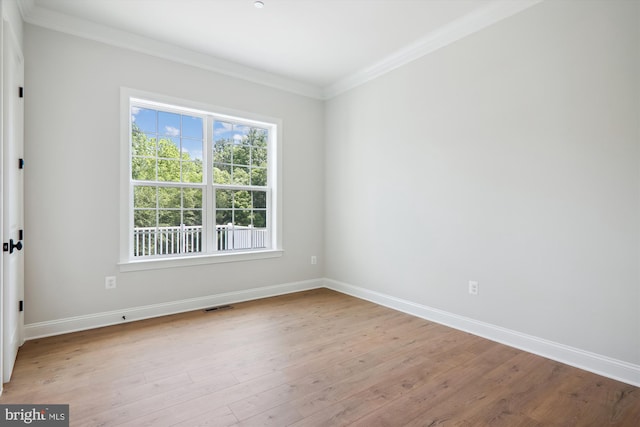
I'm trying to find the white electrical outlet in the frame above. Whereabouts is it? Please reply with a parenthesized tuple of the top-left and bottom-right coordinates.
(468, 280, 479, 295)
(105, 276, 117, 290)
(311, 256, 317, 265)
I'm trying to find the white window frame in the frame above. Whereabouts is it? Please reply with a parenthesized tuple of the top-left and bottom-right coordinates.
(119, 88, 282, 272)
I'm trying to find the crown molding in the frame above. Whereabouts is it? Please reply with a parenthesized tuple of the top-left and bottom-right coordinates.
(323, 0, 543, 99)
(15, 0, 35, 18)
(17, 0, 542, 101)
(16, 0, 324, 99)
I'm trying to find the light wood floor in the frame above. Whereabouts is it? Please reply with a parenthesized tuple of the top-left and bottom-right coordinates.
(1, 289, 638, 426)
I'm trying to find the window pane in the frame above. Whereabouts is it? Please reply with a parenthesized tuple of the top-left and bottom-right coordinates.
(216, 210, 232, 225)
(232, 166, 250, 185)
(235, 210, 251, 227)
(134, 209, 155, 228)
(145, 134, 158, 145)
(183, 222, 203, 254)
(213, 143, 232, 164)
(132, 107, 157, 133)
(233, 190, 251, 209)
(134, 186, 156, 208)
(245, 128, 266, 147)
(214, 121, 233, 142)
(214, 121, 254, 146)
(252, 147, 267, 167)
(216, 222, 231, 251)
(158, 137, 180, 159)
(251, 167, 267, 186)
(158, 210, 180, 227)
(183, 188, 203, 209)
(183, 209, 202, 227)
(182, 161, 203, 183)
(182, 115, 203, 139)
(233, 145, 250, 166)
(182, 139, 203, 161)
(216, 190, 233, 209)
(213, 164, 231, 184)
(130, 102, 274, 258)
(132, 131, 156, 156)
(234, 125, 250, 143)
(132, 157, 156, 181)
(158, 187, 180, 209)
(253, 128, 268, 146)
(252, 191, 266, 209)
(158, 159, 181, 182)
(159, 111, 181, 137)
(253, 210, 267, 228)
(213, 190, 270, 246)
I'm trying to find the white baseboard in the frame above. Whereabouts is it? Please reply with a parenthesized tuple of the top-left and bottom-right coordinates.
(24, 279, 323, 340)
(324, 278, 640, 388)
(23, 277, 640, 387)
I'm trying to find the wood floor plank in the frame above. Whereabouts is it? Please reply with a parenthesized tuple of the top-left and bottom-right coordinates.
(347, 348, 515, 427)
(170, 405, 239, 427)
(286, 352, 445, 427)
(0, 288, 637, 427)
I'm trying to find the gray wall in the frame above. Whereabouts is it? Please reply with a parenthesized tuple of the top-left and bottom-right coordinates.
(24, 25, 324, 324)
(324, 0, 639, 364)
(22, 0, 640, 367)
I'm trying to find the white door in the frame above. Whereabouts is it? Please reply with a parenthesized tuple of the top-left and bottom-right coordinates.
(1, 17, 25, 384)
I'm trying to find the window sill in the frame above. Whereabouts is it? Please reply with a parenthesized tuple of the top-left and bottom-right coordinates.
(118, 249, 283, 272)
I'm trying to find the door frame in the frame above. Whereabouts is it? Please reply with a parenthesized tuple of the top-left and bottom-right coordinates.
(0, 9, 25, 390)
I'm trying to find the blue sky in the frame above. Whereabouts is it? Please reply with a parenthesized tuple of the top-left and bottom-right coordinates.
(214, 121, 250, 143)
(132, 106, 203, 160)
(132, 106, 268, 160)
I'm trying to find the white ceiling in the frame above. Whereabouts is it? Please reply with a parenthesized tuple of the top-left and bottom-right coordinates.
(18, 0, 541, 98)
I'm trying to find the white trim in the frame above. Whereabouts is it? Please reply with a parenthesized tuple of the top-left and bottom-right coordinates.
(120, 87, 283, 268)
(118, 249, 283, 272)
(324, 279, 640, 388)
(18, 0, 322, 99)
(22, 277, 640, 387)
(3, 0, 24, 49)
(15, 0, 35, 19)
(17, 0, 542, 100)
(24, 279, 323, 340)
(324, 0, 542, 98)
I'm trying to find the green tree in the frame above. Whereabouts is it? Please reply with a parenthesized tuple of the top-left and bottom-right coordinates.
(133, 122, 268, 230)
(132, 124, 203, 228)
(213, 127, 267, 188)
(213, 126, 268, 227)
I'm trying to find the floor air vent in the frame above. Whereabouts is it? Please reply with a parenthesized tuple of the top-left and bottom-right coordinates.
(203, 305, 233, 313)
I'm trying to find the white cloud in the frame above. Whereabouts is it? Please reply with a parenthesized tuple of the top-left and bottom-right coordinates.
(165, 126, 180, 137)
(181, 146, 203, 160)
(131, 107, 140, 122)
(214, 122, 233, 137)
(235, 125, 250, 135)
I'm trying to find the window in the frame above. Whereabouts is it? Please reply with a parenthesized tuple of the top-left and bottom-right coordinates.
(120, 89, 281, 269)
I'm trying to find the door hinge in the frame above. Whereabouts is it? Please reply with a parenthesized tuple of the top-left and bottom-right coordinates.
(19, 300, 24, 312)
(18, 158, 24, 169)
(19, 87, 23, 98)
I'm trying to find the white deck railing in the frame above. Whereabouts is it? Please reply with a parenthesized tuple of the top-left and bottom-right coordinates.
(215, 224, 267, 251)
(133, 224, 267, 257)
